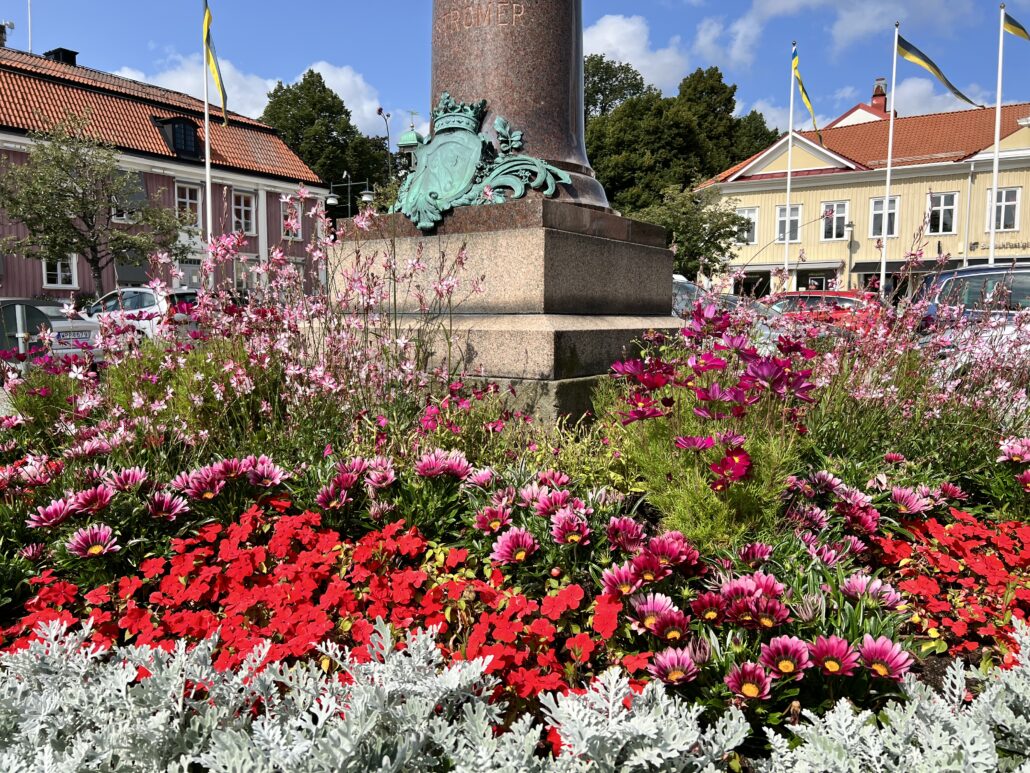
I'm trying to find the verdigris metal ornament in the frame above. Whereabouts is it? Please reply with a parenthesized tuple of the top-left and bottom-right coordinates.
(392, 92, 571, 232)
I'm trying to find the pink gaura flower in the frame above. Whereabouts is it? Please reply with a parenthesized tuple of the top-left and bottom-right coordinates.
(859, 635, 913, 680)
(73, 484, 115, 515)
(759, 635, 812, 681)
(674, 435, 715, 451)
(489, 528, 539, 565)
(649, 648, 698, 685)
(738, 542, 773, 568)
(107, 466, 148, 492)
(66, 523, 120, 558)
(606, 516, 646, 553)
(474, 505, 512, 534)
(629, 592, 677, 633)
(246, 455, 287, 488)
(27, 497, 78, 529)
(653, 609, 691, 643)
(725, 662, 772, 700)
(551, 511, 591, 546)
(808, 635, 860, 676)
(602, 562, 642, 598)
(148, 492, 190, 521)
(691, 592, 727, 624)
(891, 486, 933, 515)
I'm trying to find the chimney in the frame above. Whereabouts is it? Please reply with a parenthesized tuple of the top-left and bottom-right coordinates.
(871, 77, 888, 113)
(0, 20, 14, 48)
(43, 47, 78, 66)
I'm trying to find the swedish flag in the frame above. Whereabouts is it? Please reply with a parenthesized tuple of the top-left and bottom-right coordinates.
(792, 43, 822, 144)
(1004, 11, 1030, 42)
(203, 1, 228, 125)
(897, 34, 982, 109)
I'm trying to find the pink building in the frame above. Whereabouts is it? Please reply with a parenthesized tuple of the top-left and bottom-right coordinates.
(0, 45, 325, 300)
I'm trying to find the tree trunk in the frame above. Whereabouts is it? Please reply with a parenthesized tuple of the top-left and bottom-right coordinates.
(90, 261, 104, 296)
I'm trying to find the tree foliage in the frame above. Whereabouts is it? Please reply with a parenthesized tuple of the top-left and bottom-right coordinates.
(634, 184, 750, 279)
(0, 117, 191, 295)
(260, 70, 389, 209)
(584, 53, 658, 120)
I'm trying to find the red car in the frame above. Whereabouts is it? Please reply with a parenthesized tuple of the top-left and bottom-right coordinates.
(762, 290, 882, 330)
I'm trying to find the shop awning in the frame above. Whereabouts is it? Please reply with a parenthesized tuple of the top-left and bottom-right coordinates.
(850, 259, 965, 274)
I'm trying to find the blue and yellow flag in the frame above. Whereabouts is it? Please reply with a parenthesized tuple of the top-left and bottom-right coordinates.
(897, 34, 982, 109)
(1004, 11, 1030, 42)
(792, 43, 822, 145)
(203, 1, 228, 125)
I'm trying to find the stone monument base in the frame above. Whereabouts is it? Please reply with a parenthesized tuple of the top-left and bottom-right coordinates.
(330, 199, 682, 416)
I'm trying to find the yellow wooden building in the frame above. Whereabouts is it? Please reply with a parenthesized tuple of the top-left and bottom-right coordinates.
(704, 83, 1030, 295)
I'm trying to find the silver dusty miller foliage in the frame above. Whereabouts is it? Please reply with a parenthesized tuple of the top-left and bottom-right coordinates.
(0, 620, 747, 772)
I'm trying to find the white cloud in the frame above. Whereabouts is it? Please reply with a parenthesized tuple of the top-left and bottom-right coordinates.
(829, 0, 974, 50)
(892, 76, 990, 116)
(583, 15, 689, 91)
(833, 85, 859, 104)
(691, 17, 725, 64)
(749, 98, 833, 135)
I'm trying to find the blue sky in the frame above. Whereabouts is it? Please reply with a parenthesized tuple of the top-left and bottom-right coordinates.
(5, 0, 1030, 142)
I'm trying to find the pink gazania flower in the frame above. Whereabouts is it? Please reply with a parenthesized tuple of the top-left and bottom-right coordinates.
(19, 543, 47, 562)
(998, 437, 1030, 463)
(339, 456, 369, 477)
(631, 552, 672, 584)
(66, 523, 120, 558)
(937, 481, 968, 501)
(883, 452, 906, 464)
(751, 596, 791, 630)
(107, 466, 148, 492)
(629, 592, 677, 633)
(647, 532, 701, 570)
(466, 468, 496, 488)
(442, 449, 473, 479)
(725, 662, 772, 701)
(602, 562, 643, 598)
(808, 636, 860, 676)
(489, 528, 539, 565)
(807, 541, 845, 567)
(844, 505, 880, 535)
(518, 482, 549, 507)
(316, 480, 350, 511)
(148, 492, 190, 521)
(365, 456, 396, 490)
(691, 592, 727, 624)
(1017, 469, 1030, 494)
(73, 484, 115, 515)
(759, 636, 812, 681)
(216, 458, 251, 479)
(551, 510, 591, 546)
(414, 449, 450, 477)
(859, 635, 913, 681)
(27, 497, 78, 529)
(891, 486, 933, 515)
(841, 573, 903, 609)
(674, 435, 716, 451)
(538, 469, 571, 488)
(535, 489, 572, 518)
(738, 542, 773, 568)
(810, 470, 844, 494)
(607, 516, 646, 553)
(649, 648, 698, 685)
(246, 455, 287, 488)
(653, 609, 692, 643)
(172, 467, 225, 501)
(474, 505, 512, 534)
(491, 486, 516, 507)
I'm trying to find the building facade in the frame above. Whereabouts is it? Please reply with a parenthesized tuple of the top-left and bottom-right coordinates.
(0, 45, 325, 300)
(706, 83, 1030, 296)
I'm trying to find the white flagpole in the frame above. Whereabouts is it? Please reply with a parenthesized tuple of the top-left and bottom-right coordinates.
(989, 3, 1006, 265)
(202, 4, 214, 248)
(27, 0, 31, 52)
(881, 22, 900, 298)
(784, 42, 796, 292)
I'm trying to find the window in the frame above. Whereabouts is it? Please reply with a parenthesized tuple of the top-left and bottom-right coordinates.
(42, 255, 77, 289)
(281, 199, 302, 241)
(928, 192, 957, 235)
(821, 201, 848, 240)
(233, 192, 256, 235)
(776, 205, 801, 243)
(176, 184, 201, 227)
(736, 207, 758, 244)
(987, 187, 1020, 232)
(870, 196, 899, 238)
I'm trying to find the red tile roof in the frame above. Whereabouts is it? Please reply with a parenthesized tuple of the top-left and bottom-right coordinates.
(0, 48, 321, 185)
(710, 102, 1030, 186)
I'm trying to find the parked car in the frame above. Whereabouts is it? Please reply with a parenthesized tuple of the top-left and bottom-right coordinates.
(84, 287, 198, 339)
(0, 298, 100, 363)
(913, 264, 1030, 321)
(672, 275, 706, 317)
(763, 290, 882, 331)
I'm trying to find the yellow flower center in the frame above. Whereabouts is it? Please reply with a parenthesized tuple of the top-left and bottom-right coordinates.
(567, 534, 582, 544)
(202, 491, 216, 500)
(824, 659, 841, 673)
(665, 629, 682, 641)
(642, 571, 656, 582)
(86, 544, 105, 556)
(759, 616, 775, 628)
(871, 662, 890, 677)
(741, 683, 760, 698)
(489, 520, 501, 530)
(514, 549, 527, 562)
(777, 660, 795, 673)
(644, 614, 658, 628)
(618, 582, 633, 594)
(667, 669, 685, 682)
(704, 610, 718, 620)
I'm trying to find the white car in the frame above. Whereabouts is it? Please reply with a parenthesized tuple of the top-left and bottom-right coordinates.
(84, 288, 198, 339)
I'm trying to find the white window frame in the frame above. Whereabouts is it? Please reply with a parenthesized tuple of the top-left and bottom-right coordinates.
(927, 192, 958, 235)
(775, 204, 802, 244)
(232, 191, 256, 236)
(175, 183, 202, 229)
(281, 199, 302, 241)
(869, 196, 899, 239)
(736, 207, 758, 245)
(42, 254, 79, 290)
(110, 206, 139, 225)
(820, 201, 849, 241)
(986, 187, 1021, 233)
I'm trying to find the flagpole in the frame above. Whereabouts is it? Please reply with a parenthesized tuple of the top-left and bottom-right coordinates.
(202, 3, 214, 248)
(784, 42, 796, 292)
(881, 22, 900, 298)
(989, 3, 1006, 265)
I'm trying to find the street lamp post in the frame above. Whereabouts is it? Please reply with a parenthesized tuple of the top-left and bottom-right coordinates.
(325, 173, 373, 219)
(377, 107, 393, 182)
(844, 221, 855, 290)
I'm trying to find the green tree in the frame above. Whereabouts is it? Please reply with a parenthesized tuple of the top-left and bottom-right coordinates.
(0, 118, 191, 295)
(733, 109, 780, 162)
(584, 54, 657, 120)
(260, 70, 388, 201)
(634, 184, 750, 278)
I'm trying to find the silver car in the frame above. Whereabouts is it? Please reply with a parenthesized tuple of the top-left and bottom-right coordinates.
(0, 298, 101, 363)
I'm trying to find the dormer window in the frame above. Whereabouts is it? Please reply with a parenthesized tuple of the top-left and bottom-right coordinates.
(155, 117, 201, 159)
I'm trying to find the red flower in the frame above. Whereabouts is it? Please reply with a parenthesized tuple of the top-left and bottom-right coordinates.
(564, 633, 596, 664)
(591, 594, 623, 640)
(541, 584, 585, 621)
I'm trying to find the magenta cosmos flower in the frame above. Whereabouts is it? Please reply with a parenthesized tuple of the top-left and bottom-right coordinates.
(607, 516, 646, 553)
(649, 648, 698, 685)
(66, 523, 120, 558)
(551, 511, 591, 545)
(674, 435, 715, 451)
(27, 497, 78, 529)
(859, 635, 913, 680)
(489, 528, 539, 565)
(602, 562, 642, 598)
(808, 636, 860, 676)
(474, 505, 512, 534)
(725, 662, 772, 700)
(629, 592, 677, 633)
(759, 636, 812, 681)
